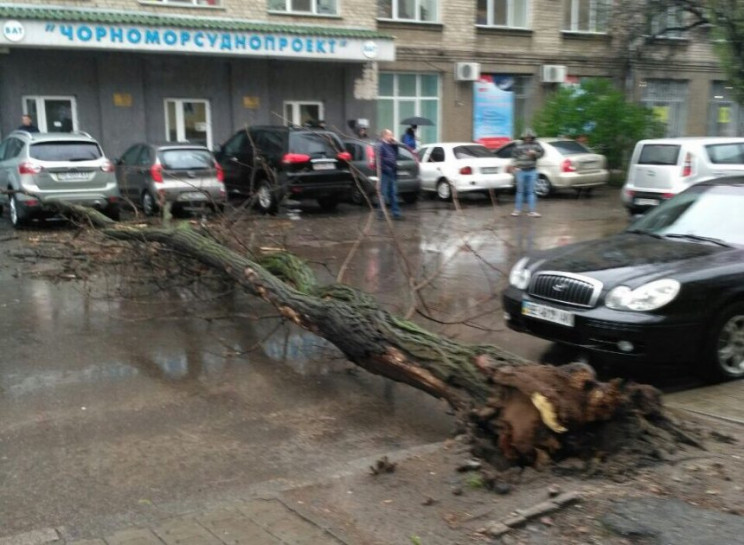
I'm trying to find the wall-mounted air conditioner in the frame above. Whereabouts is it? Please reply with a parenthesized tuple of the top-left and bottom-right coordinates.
(541, 64, 567, 84)
(454, 62, 481, 82)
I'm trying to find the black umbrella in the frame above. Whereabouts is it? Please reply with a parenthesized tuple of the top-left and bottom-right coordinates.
(400, 116, 434, 126)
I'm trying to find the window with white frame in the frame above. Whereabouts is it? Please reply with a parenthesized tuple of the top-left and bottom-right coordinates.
(377, 73, 439, 144)
(708, 82, 744, 136)
(563, 0, 610, 33)
(165, 99, 212, 148)
(378, 0, 438, 23)
(268, 0, 338, 15)
(284, 101, 325, 127)
(649, 7, 685, 38)
(640, 79, 688, 137)
(23, 96, 77, 133)
(476, 0, 529, 28)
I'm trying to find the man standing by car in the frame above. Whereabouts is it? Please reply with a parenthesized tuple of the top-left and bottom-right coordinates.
(511, 128, 544, 217)
(376, 129, 403, 220)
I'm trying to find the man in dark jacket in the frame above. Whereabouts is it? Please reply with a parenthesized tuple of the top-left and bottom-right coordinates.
(511, 128, 544, 217)
(18, 114, 39, 133)
(376, 129, 403, 220)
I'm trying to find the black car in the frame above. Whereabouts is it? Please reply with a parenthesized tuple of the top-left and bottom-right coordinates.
(502, 177, 744, 381)
(214, 125, 354, 213)
(341, 137, 421, 205)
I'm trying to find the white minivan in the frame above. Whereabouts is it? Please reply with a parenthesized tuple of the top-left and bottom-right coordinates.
(621, 137, 744, 214)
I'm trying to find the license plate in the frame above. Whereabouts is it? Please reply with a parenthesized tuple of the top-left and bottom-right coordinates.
(57, 171, 89, 181)
(481, 167, 499, 174)
(313, 162, 334, 171)
(180, 191, 207, 201)
(398, 170, 409, 176)
(634, 197, 660, 206)
(522, 301, 574, 327)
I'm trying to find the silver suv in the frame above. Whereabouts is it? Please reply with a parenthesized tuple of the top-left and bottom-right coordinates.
(0, 130, 120, 227)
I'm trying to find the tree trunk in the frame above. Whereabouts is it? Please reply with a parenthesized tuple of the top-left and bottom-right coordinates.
(55, 204, 701, 468)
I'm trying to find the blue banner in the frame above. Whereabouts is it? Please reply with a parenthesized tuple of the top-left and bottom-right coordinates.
(473, 75, 514, 149)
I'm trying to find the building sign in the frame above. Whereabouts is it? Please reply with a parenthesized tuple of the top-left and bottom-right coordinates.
(0, 20, 395, 62)
(242, 96, 260, 109)
(113, 93, 132, 107)
(474, 75, 514, 149)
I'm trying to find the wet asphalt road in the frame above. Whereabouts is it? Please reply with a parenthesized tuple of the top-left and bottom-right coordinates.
(0, 186, 706, 538)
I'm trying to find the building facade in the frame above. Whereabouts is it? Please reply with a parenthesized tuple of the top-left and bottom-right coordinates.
(0, 0, 735, 158)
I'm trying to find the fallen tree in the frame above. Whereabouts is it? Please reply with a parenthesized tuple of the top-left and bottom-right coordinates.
(47, 203, 704, 471)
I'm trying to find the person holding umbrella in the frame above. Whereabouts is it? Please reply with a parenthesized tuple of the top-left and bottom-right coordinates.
(401, 124, 417, 150)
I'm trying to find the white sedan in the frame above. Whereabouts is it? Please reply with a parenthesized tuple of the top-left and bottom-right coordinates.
(417, 143, 513, 200)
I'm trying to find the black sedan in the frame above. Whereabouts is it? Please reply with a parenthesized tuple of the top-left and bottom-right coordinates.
(502, 177, 744, 381)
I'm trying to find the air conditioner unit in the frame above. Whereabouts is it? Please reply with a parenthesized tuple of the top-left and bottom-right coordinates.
(541, 64, 567, 84)
(454, 62, 481, 82)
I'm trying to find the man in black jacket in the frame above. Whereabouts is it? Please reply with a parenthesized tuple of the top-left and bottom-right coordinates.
(18, 114, 39, 133)
(511, 128, 544, 217)
(376, 129, 403, 220)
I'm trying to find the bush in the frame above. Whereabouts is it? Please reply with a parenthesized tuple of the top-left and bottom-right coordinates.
(532, 79, 665, 170)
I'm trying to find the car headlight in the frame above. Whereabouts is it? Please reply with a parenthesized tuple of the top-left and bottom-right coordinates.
(605, 279, 680, 311)
(509, 257, 531, 290)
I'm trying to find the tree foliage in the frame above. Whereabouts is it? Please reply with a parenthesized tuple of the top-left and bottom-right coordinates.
(532, 78, 664, 170)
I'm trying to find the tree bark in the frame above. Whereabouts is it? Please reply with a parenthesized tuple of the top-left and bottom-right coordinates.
(52, 203, 699, 468)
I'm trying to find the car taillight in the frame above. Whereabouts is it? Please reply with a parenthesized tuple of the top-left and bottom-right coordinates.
(681, 152, 693, 177)
(100, 159, 115, 173)
(336, 151, 352, 162)
(561, 158, 576, 172)
(662, 192, 675, 199)
(460, 166, 473, 175)
(215, 161, 224, 182)
(282, 153, 311, 164)
(19, 161, 42, 175)
(366, 145, 376, 170)
(150, 163, 163, 183)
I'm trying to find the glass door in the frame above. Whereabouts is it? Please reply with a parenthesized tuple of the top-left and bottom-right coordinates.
(23, 96, 77, 132)
(283, 101, 324, 127)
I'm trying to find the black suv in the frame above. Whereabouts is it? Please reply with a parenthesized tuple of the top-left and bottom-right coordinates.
(215, 126, 354, 213)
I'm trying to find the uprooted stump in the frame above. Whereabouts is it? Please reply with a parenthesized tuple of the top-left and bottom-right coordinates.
(52, 203, 705, 470)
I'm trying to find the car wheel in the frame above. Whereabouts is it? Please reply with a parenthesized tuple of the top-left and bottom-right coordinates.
(349, 184, 366, 206)
(535, 176, 552, 198)
(705, 302, 744, 381)
(142, 191, 159, 217)
(9, 195, 27, 228)
(704, 302, 744, 381)
(317, 195, 339, 211)
(436, 179, 452, 201)
(401, 192, 419, 204)
(254, 179, 278, 215)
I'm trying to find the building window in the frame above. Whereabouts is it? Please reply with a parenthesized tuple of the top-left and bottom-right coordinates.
(563, 0, 609, 33)
(283, 101, 325, 127)
(268, 0, 338, 15)
(649, 7, 685, 38)
(377, 73, 440, 144)
(640, 79, 688, 137)
(476, 0, 529, 28)
(708, 82, 744, 136)
(165, 99, 212, 148)
(23, 96, 76, 133)
(378, 0, 438, 23)
(150, 0, 221, 5)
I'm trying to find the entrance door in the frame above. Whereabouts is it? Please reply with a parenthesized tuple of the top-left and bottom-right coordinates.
(284, 101, 324, 127)
(23, 96, 76, 132)
(165, 99, 212, 148)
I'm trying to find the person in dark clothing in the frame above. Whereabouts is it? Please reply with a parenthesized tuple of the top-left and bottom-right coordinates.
(376, 129, 403, 220)
(18, 114, 39, 133)
(511, 128, 544, 217)
(401, 125, 417, 150)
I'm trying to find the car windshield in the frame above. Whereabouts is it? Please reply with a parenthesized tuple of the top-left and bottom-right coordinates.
(30, 141, 102, 161)
(399, 147, 416, 161)
(289, 132, 339, 158)
(548, 140, 590, 155)
(627, 184, 744, 245)
(453, 145, 492, 159)
(160, 149, 214, 170)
